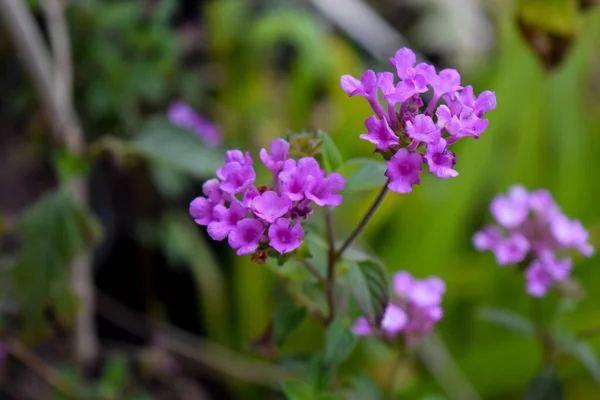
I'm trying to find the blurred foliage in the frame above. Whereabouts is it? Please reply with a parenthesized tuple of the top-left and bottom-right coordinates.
(2, 0, 600, 399)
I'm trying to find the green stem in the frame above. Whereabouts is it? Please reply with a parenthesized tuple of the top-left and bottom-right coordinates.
(387, 351, 404, 400)
(531, 297, 553, 365)
(325, 207, 336, 323)
(335, 181, 389, 259)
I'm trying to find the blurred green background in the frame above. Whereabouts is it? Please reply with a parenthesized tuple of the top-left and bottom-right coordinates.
(1, 0, 600, 399)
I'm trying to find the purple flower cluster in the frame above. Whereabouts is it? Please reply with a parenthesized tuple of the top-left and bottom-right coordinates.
(473, 185, 594, 297)
(168, 101, 222, 147)
(341, 47, 496, 193)
(189, 139, 345, 256)
(352, 271, 445, 346)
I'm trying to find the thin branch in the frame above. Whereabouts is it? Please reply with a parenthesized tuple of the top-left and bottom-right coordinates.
(96, 291, 295, 388)
(325, 207, 336, 323)
(7, 340, 74, 398)
(300, 259, 325, 284)
(335, 182, 389, 259)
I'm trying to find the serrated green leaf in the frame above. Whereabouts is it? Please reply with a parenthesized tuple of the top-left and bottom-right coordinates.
(477, 308, 534, 336)
(282, 380, 315, 400)
(318, 131, 343, 173)
(347, 261, 389, 326)
(523, 368, 564, 400)
(274, 296, 307, 346)
(323, 318, 358, 367)
(339, 159, 387, 193)
(131, 117, 223, 176)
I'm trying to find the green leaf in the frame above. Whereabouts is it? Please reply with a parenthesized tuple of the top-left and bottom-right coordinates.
(131, 117, 223, 176)
(339, 159, 387, 193)
(316, 393, 344, 400)
(350, 375, 381, 400)
(347, 261, 389, 326)
(523, 368, 564, 400)
(14, 190, 100, 333)
(477, 308, 534, 336)
(274, 295, 307, 346)
(318, 130, 343, 173)
(52, 148, 90, 183)
(323, 318, 358, 367)
(308, 353, 332, 392)
(98, 356, 129, 398)
(282, 380, 315, 400)
(557, 334, 600, 382)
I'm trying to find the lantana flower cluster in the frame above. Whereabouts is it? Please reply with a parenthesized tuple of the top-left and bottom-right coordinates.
(341, 47, 496, 193)
(473, 185, 594, 297)
(352, 271, 445, 346)
(189, 138, 345, 256)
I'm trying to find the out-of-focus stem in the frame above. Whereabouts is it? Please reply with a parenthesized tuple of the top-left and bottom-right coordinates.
(531, 297, 553, 365)
(0, 0, 98, 368)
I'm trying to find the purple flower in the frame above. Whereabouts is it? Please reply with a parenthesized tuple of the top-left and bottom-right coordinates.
(550, 215, 594, 257)
(252, 191, 292, 223)
(385, 149, 423, 193)
(207, 202, 248, 241)
(388, 75, 429, 103)
(168, 101, 222, 146)
(430, 69, 462, 98)
(405, 114, 440, 145)
(380, 304, 408, 336)
(472, 226, 503, 251)
(526, 252, 572, 297)
(304, 173, 345, 207)
(268, 218, 304, 254)
(280, 157, 323, 201)
(228, 218, 265, 255)
(424, 139, 458, 178)
(353, 271, 444, 344)
(260, 138, 290, 176)
(474, 185, 594, 297)
(340, 69, 377, 98)
(490, 185, 529, 228)
(360, 116, 399, 152)
(351, 318, 373, 336)
(218, 161, 256, 194)
(493, 233, 530, 265)
(389, 47, 417, 80)
(351, 304, 407, 337)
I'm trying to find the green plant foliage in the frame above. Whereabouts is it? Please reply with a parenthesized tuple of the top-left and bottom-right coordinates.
(131, 118, 223, 177)
(347, 261, 389, 326)
(339, 159, 388, 193)
(323, 318, 358, 367)
(274, 295, 308, 347)
(523, 368, 564, 400)
(318, 131, 344, 173)
(13, 190, 101, 336)
(282, 380, 314, 400)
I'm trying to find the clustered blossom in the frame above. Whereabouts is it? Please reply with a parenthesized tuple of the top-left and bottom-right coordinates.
(352, 271, 445, 346)
(189, 139, 345, 256)
(168, 101, 222, 147)
(473, 185, 594, 297)
(341, 47, 496, 193)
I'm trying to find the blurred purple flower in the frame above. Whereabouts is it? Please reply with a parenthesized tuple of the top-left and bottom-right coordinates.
(473, 185, 594, 297)
(168, 101, 222, 147)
